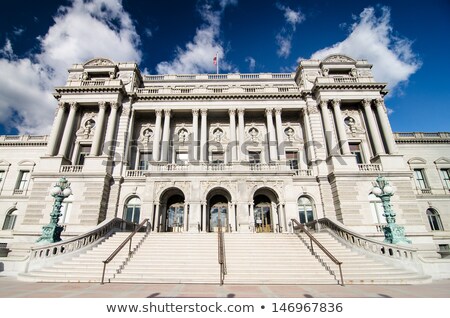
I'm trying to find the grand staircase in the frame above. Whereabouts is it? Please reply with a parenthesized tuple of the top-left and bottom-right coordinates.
(19, 229, 431, 284)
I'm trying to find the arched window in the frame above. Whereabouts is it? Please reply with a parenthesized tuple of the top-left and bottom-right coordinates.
(427, 208, 444, 231)
(2, 209, 17, 230)
(298, 196, 314, 224)
(369, 193, 385, 224)
(124, 197, 141, 223)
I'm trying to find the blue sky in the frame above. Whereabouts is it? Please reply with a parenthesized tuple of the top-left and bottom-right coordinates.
(0, 0, 449, 135)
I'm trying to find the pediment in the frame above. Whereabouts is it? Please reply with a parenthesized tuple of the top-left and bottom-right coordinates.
(0, 159, 11, 166)
(407, 157, 426, 164)
(322, 54, 356, 64)
(17, 160, 36, 166)
(434, 157, 450, 165)
(83, 58, 115, 67)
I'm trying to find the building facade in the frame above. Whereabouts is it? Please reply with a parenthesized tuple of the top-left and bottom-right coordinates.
(0, 55, 449, 261)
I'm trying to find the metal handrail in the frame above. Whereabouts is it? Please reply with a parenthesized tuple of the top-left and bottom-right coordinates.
(101, 219, 150, 284)
(217, 219, 227, 285)
(291, 219, 344, 286)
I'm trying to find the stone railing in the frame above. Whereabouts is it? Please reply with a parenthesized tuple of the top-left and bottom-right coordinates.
(135, 85, 300, 95)
(26, 218, 137, 271)
(65, 79, 123, 87)
(125, 163, 312, 175)
(13, 189, 25, 195)
(305, 218, 417, 261)
(0, 135, 49, 146)
(394, 132, 450, 143)
(60, 165, 83, 173)
(358, 164, 382, 172)
(315, 76, 375, 85)
(142, 73, 294, 82)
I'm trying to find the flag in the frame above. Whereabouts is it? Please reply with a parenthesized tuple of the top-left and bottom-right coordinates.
(213, 55, 217, 65)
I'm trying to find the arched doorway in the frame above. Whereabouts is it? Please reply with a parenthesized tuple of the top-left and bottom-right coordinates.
(159, 188, 186, 232)
(123, 197, 141, 223)
(209, 195, 228, 232)
(252, 188, 280, 233)
(297, 196, 315, 224)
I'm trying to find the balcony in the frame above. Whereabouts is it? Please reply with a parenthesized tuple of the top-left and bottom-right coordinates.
(60, 165, 84, 173)
(125, 163, 313, 177)
(358, 164, 382, 172)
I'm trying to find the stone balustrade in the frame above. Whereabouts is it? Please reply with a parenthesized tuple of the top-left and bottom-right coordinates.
(136, 85, 300, 95)
(394, 132, 450, 143)
(0, 135, 49, 145)
(358, 164, 382, 172)
(143, 73, 293, 82)
(60, 165, 84, 173)
(314, 76, 375, 85)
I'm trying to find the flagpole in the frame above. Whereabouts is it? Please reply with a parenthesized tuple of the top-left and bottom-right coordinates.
(216, 52, 219, 74)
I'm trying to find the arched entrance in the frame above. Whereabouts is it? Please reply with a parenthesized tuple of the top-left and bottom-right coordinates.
(206, 188, 232, 232)
(252, 188, 279, 233)
(159, 188, 186, 232)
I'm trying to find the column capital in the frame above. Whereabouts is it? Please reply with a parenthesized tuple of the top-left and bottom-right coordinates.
(331, 98, 341, 107)
(200, 108, 208, 116)
(265, 107, 273, 116)
(57, 101, 66, 110)
(98, 101, 107, 110)
(109, 101, 120, 110)
(69, 102, 78, 110)
(274, 107, 282, 116)
(306, 105, 319, 114)
(155, 108, 163, 116)
(192, 108, 199, 116)
(228, 108, 236, 116)
(375, 98, 385, 107)
(237, 108, 245, 115)
(319, 100, 329, 108)
(362, 98, 372, 108)
(164, 108, 171, 117)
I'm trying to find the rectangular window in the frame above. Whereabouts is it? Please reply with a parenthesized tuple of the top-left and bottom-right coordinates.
(77, 145, 91, 165)
(16, 171, 30, 191)
(176, 152, 189, 165)
(440, 168, 450, 189)
(211, 152, 224, 164)
(286, 151, 299, 170)
(248, 151, 261, 164)
(0, 170, 4, 183)
(414, 169, 428, 189)
(349, 143, 364, 164)
(138, 152, 152, 170)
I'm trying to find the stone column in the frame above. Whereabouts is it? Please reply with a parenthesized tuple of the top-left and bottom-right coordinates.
(192, 109, 199, 162)
(228, 108, 237, 163)
(331, 99, 351, 155)
(280, 203, 287, 232)
(58, 102, 78, 158)
(103, 102, 120, 156)
(91, 101, 108, 156)
(47, 102, 66, 156)
(201, 202, 207, 232)
(152, 109, 162, 161)
(154, 203, 160, 232)
(375, 98, 398, 154)
(160, 109, 171, 162)
(318, 100, 336, 156)
(200, 109, 208, 162)
(302, 108, 313, 163)
(265, 108, 278, 162)
(237, 108, 246, 161)
(184, 202, 189, 232)
(274, 107, 286, 160)
(362, 99, 385, 156)
(249, 202, 255, 232)
(202, 202, 207, 232)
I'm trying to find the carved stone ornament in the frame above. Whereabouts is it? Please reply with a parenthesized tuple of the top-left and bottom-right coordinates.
(139, 124, 154, 143)
(84, 58, 115, 67)
(177, 127, 189, 143)
(306, 105, 319, 114)
(246, 124, 261, 143)
(76, 113, 97, 139)
(343, 110, 365, 137)
(118, 71, 133, 84)
(209, 124, 227, 143)
(322, 54, 356, 64)
(305, 71, 321, 83)
(284, 126, 296, 142)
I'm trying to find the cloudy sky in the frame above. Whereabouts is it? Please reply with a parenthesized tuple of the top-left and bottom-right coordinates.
(0, 0, 449, 135)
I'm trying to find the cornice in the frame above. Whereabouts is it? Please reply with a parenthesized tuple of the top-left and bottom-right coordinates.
(313, 83, 387, 91)
(54, 86, 126, 95)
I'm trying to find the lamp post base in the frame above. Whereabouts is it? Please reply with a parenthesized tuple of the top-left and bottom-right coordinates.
(36, 223, 64, 244)
(383, 224, 412, 245)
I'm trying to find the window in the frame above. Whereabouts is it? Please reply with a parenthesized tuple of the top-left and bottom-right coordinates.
(298, 196, 315, 224)
(77, 145, 91, 165)
(139, 152, 152, 170)
(0, 170, 4, 183)
(124, 197, 141, 223)
(16, 171, 30, 191)
(249, 151, 261, 164)
(211, 152, 224, 164)
(427, 208, 444, 231)
(286, 151, 299, 170)
(176, 152, 189, 165)
(2, 209, 17, 230)
(369, 193, 384, 224)
(414, 169, 428, 189)
(440, 168, 450, 189)
(349, 143, 364, 164)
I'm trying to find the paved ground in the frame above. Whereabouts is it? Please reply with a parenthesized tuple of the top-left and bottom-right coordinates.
(0, 276, 450, 298)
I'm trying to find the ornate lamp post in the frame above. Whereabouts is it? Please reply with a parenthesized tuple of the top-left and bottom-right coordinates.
(37, 177, 72, 244)
(372, 176, 411, 245)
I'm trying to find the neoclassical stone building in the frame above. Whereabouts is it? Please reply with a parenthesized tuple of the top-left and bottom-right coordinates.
(0, 55, 449, 263)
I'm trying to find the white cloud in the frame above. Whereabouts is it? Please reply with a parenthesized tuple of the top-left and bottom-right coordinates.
(245, 56, 256, 72)
(275, 3, 305, 58)
(311, 6, 421, 91)
(145, 28, 153, 37)
(0, 0, 141, 134)
(0, 39, 14, 59)
(155, 0, 236, 74)
(13, 27, 25, 36)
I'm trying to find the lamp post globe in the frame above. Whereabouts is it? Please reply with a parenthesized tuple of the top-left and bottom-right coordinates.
(37, 177, 72, 244)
